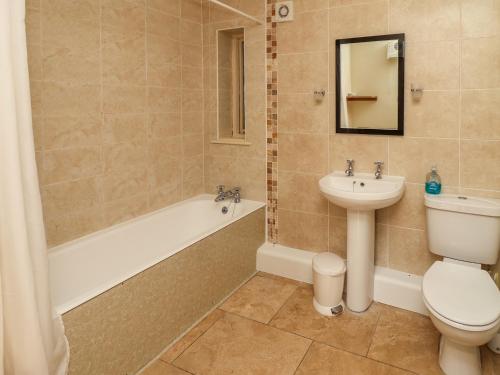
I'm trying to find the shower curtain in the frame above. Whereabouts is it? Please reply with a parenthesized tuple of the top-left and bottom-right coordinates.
(0, 1, 69, 374)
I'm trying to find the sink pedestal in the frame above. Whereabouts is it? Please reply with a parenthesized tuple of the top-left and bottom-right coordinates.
(346, 209, 375, 312)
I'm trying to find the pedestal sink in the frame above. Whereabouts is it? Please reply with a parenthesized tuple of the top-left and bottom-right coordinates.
(319, 171, 405, 312)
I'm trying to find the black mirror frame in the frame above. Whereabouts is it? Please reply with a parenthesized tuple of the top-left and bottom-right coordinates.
(335, 33, 405, 136)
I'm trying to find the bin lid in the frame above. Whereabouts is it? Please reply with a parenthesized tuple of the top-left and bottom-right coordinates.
(313, 252, 346, 276)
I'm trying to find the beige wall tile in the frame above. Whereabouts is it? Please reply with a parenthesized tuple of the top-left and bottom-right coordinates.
(148, 0, 180, 16)
(45, 207, 104, 246)
(148, 87, 181, 113)
(277, 52, 328, 93)
(30, 81, 42, 116)
(461, 0, 500, 38)
(278, 11, 328, 54)
(278, 93, 329, 134)
(147, 8, 180, 38)
(375, 224, 388, 267)
(101, 168, 148, 202)
(388, 226, 438, 275)
(280, 133, 329, 174)
(181, 20, 202, 46)
(278, 171, 328, 215)
(386, 183, 426, 230)
(293, 0, 329, 13)
(461, 89, 500, 140)
(149, 183, 183, 210)
(182, 67, 203, 89)
(405, 41, 460, 90)
(330, 1, 388, 39)
(149, 113, 182, 139)
(103, 193, 149, 226)
(330, 134, 388, 173)
(183, 134, 203, 157)
(42, 177, 101, 216)
(102, 114, 147, 145)
(103, 142, 147, 173)
(329, 216, 347, 258)
(183, 155, 204, 198)
(43, 147, 102, 184)
(278, 209, 329, 252)
(27, 43, 42, 81)
(101, 0, 145, 35)
(389, 0, 460, 42)
(43, 46, 100, 84)
(102, 31, 146, 85)
(42, 0, 99, 49)
(461, 37, 500, 89)
(32, 0, 207, 247)
(405, 90, 459, 138)
(43, 82, 100, 116)
(388, 138, 459, 185)
(461, 140, 500, 190)
(181, 0, 202, 23)
(43, 115, 101, 150)
(182, 111, 203, 135)
(103, 85, 146, 114)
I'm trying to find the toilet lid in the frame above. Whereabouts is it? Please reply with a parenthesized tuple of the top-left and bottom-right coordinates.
(423, 261, 500, 327)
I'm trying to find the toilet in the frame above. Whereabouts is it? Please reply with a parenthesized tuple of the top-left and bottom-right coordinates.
(422, 194, 500, 375)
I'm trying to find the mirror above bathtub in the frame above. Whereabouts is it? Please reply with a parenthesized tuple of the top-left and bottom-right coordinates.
(336, 34, 405, 135)
(214, 27, 249, 145)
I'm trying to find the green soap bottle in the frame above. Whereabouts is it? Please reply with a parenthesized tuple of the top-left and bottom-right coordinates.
(425, 166, 442, 195)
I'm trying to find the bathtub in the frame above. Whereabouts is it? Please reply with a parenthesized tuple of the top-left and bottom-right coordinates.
(49, 194, 265, 315)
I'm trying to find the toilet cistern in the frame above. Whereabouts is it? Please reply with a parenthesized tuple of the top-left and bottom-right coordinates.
(318, 170, 405, 312)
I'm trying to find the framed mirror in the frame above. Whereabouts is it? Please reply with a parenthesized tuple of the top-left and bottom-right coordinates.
(336, 34, 405, 135)
(216, 27, 247, 143)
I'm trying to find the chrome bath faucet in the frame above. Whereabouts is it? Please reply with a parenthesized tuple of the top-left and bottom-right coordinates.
(215, 185, 241, 203)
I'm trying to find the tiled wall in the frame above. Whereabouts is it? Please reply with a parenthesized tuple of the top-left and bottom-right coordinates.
(26, 0, 204, 246)
(275, 0, 500, 275)
(202, 0, 267, 202)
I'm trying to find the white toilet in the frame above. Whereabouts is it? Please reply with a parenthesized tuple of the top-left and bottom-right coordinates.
(422, 194, 500, 375)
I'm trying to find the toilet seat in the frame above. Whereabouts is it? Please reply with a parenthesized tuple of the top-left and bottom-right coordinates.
(423, 261, 500, 330)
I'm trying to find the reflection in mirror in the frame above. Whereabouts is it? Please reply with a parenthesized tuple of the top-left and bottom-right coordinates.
(336, 34, 405, 135)
(217, 27, 246, 141)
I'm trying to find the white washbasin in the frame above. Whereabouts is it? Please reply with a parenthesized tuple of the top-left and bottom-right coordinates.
(319, 171, 406, 211)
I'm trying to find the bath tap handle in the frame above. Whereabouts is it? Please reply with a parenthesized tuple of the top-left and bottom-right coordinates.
(216, 185, 225, 193)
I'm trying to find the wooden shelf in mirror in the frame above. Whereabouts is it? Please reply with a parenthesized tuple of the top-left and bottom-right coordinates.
(346, 95, 378, 102)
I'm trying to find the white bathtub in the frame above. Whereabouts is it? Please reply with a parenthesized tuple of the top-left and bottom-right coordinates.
(49, 194, 265, 315)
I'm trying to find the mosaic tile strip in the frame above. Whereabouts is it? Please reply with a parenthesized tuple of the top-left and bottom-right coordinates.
(266, 0, 278, 243)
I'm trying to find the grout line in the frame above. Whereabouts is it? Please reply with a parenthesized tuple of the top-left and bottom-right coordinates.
(292, 340, 313, 375)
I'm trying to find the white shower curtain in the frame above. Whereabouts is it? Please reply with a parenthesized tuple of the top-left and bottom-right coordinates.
(0, 1, 69, 374)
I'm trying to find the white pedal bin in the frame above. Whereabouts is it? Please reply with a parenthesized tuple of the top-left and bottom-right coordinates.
(312, 252, 346, 316)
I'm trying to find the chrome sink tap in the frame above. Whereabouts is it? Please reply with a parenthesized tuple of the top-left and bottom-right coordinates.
(374, 161, 384, 179)
(345, 159, 354, 176)
(214, 185, 241, 203)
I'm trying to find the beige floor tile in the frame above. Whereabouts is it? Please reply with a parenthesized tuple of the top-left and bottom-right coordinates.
(256, 272, 309, 287)
(140, 360, 190, 375)
(368, 306, 442, 375)
(296, 342, 413, 375)
(173, 313, 311, 375)
(270, 286, 382, 356)
(161, 309, 225, 363)
(220, 275, 298, 323)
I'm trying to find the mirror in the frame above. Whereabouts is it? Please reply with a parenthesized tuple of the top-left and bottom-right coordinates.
(217, 27, 246, 141)
(336, 34, 405, 135)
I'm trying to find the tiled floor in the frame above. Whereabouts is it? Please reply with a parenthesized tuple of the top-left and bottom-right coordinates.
(140, 273, 500, 375)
